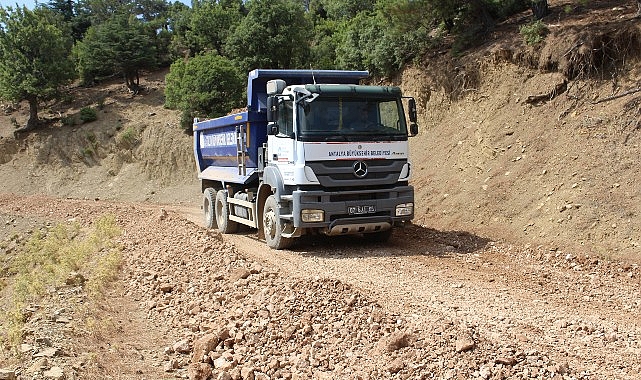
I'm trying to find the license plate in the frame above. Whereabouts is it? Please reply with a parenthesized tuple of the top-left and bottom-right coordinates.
(348, 205, 376, 215)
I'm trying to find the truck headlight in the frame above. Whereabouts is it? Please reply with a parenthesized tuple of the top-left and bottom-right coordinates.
(395, 203, 413, 216)
(301, 209, 324, 222)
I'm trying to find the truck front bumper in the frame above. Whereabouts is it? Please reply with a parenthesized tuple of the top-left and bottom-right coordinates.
(289, 185, 414, 235)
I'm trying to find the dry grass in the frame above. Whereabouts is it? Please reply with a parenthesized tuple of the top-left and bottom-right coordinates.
(0, 215, 122, 349)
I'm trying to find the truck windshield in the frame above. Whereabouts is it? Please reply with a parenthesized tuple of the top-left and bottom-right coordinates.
(298, 97, 408, 142)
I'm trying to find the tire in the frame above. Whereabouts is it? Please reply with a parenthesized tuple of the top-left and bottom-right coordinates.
(262, 195, 293, 249)
(367, 229, 393, 243)
(215, 190, 238, 234)
(203, 188, 217, 229)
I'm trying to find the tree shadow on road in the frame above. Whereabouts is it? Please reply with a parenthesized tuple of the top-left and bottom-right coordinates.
(290, 222, 493, 259)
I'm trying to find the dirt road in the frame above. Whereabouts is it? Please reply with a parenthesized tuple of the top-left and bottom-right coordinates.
(1, 194, 640, 380)
(219, 219, 641, 379)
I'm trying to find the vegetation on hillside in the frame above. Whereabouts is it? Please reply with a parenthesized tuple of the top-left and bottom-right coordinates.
(0, 215, 122, 349)
(165, 52, 245, 127)
(1, 0, 639, 131)
(0, 6, 75, 132)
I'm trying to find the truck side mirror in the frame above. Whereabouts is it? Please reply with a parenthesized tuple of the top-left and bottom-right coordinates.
(409, 122, 418, 136)
(408, 98, 417, 123)
(267, 96, 279, 122)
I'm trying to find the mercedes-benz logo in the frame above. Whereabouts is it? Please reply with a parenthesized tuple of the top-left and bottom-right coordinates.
(353, 161, 368, 178)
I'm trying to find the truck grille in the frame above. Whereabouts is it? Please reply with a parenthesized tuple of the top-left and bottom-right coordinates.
(306, 159, 407, 188)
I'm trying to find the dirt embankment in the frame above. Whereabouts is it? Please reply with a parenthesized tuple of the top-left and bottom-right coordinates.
(0, 69, 199, 206)
(397, 4, 641, 262)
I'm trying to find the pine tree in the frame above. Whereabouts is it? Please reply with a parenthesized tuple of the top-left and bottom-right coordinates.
(75, 13, 156, 92)
(0, 6, 75, 132)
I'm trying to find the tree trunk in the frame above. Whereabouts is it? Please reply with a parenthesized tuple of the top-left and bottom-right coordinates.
(125, 72, 140, 95)
(531, 0, 549, 20)
(14, 95, 39, 136)
(444, 18, 454, 32)
(26, 95, 39, 131)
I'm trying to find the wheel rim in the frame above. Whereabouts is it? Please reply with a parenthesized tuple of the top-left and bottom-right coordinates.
(204, 197, 212, 223)
(216, 199, 224, 226)
(264, 208, 277, 240)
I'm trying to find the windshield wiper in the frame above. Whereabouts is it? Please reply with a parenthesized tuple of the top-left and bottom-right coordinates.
(324, 134, 348, 141)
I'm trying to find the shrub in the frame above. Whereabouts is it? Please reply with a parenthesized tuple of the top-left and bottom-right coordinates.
(520, 20, 548, 45)
(80, 106, 97, 123)
(164, 53, 244, 132)
(86, 131, 97, 144)
(116, 126, 139, 147)
(61, 115, 76, 127)
(80, 146, 95, 158)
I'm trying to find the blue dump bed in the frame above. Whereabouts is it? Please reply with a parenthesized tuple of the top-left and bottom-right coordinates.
(193, 69, 369, 185)
(193, 110, 268, 185)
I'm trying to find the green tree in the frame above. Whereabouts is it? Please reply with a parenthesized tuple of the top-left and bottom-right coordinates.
(389, 0, 527, 52)
(185, 0, 244, 56)
(132, 0, 174, 67)
(164, 56, 187, 111)
(134, 0, 170, 25)
(309, 18, 340, 69)
(164, 53, 245, 130)
(74, 13, 156, 91)
(166, 1, 192, 58)
(85, 0, 133, 23)
(334, 7, 432, 77)
(83, 0, 170, 26)
(47, 0, 74, 20)
(317, 0, 375, 20)
(0, 6, 75, 132)
(226, 0, 311, 73)
(46, 0, 92, 41)
(335, 12, 395, 75)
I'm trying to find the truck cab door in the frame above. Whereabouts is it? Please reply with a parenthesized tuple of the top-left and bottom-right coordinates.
(267, 99, 296, 183)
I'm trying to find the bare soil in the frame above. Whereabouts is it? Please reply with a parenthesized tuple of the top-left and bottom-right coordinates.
(1, 2, 641, 379)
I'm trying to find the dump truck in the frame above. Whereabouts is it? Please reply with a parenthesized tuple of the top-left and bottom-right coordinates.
(193, 69, 418, 249)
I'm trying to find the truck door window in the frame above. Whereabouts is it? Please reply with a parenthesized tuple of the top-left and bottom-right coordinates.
(278, 100, 294, 137)
(379, 100, 402, 131)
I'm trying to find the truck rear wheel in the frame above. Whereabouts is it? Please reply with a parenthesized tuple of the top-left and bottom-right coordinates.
(263, 195, 293, 250)
(215, 190, 238, 234)
(203, 188, 217, 229)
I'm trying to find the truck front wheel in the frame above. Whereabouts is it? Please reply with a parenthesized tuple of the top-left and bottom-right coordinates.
(203, 188, 217, 229)
(263, 195, 293, 250)
(215, 190, 238, 234)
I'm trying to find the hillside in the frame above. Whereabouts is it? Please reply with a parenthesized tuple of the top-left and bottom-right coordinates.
(0, 69, 199, 205)
(401, 1, 641, 262)
(1, 1, 640, 263)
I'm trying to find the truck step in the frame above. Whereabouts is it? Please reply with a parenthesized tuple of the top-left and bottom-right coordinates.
(280, 214, 294, 221)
